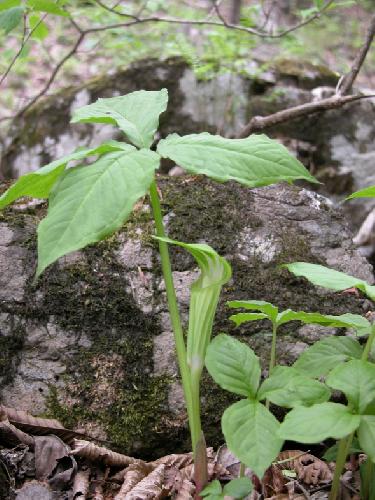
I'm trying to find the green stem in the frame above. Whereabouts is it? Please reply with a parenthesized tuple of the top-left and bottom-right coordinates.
(269, 323, 278, 373)
(239, 463, 245, 478)
(362, 324, 375, 361)
(149, 181, 201, 451)
(266, 323, 278, 410)
(329, 432, 354, 500)
(361, 458, 374, 499)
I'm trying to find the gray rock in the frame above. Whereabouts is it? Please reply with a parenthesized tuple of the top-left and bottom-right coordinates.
(0, 177, 372, 457)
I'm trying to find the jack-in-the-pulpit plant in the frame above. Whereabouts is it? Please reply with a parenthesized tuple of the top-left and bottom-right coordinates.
(0, 88, 317, 493)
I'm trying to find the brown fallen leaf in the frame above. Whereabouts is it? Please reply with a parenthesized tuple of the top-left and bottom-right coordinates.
(0, 405, 91, 445)
(150, 452, 194, 469)
(175, 478, 196, 500)
(73, 469, 90, 499)
(71, 439, 135, 467)
(34, 434, 77, 488)
(125, 463, 166, 499)
(0, 419, 35, 448)
(114, 461, 154, 499)
(262, 464, 287, 497)
(276, 450, 332, 486)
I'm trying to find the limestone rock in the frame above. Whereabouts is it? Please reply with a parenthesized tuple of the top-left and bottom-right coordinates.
(0, 177, 372, 457)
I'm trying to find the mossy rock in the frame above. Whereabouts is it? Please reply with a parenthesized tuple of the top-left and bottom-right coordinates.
(0, 177, 373, 459)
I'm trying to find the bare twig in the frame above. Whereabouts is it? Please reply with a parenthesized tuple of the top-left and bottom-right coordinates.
(0, 14, 27, 87)
(17, 33, 85, 118)
(338, 13, 375, 95)
(212, 1, 227, 25)
(238, 93, 375, 137)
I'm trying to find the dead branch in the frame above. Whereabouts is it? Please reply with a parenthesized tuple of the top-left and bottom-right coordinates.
(238, 11, 375, 137)
(238, 93, 375, 137)
(338, 13, 375, 95)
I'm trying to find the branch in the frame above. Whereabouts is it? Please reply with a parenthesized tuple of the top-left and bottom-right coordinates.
(0, 14, 27, 87)
(16, 33, 85, 118)
(338, 13, 375, 95)
(90, 0, 335, 39)
(8, 0, 338, 119)
(238, 94, 375, 137)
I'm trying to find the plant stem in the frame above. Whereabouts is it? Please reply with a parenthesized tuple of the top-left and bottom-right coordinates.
(269, 323, 278, 373)
(266, 323, 278, 410)
(329, 432, 354, 500)
(361, 458, 374, 499)
(239, 463, 245, 477)
(362, 324, 375, 361)
(149, 181, 200, 450)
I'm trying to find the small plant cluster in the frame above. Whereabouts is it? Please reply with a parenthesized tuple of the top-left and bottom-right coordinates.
(1, 88, 374, 498)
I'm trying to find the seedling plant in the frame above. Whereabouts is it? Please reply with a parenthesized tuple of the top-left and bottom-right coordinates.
(204, 263, 375, 499)
(0, 88, 317, 494)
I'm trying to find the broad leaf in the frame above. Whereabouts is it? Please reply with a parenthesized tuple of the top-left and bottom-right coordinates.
(327, 360, 375, 414)
(37, 149, 159, 277)
(258, 366, 330, 407)
(71, 89, 168, 149)
(0, 142, 133, 210)
(205, 334, 260, 398)
(29, 13, 49, 39)
(155, 237, 231, 376)
(223, 477, 253, 498)
(358, 416, 375, 463)
(276, 310, 371, 335)
(222, 399, 283, 478)
(0, 0, 21, 12)
(157, 133, 318, 188)
(229, 312, 269, 326)
(27, 0, 68, 15)
(294, 336, 363, 377)
(284, 262, 375, 301)
(228, 300, 278, 323)
(201, 480, 222, 499)
(347, 185, 375, 200)
(279, 403, 360, 442)
(0, 6, 23, 33)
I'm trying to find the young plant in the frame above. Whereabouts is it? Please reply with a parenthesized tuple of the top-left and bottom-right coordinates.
(284, 261, 375, 500)
(205, 334, 330, 480)
(200, 477, 253, 500)
(0, 88, 317, 492)
(228, 299, 371, 375)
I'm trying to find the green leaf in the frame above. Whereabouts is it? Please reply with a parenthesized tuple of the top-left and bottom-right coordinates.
(36, 148, 159, 277)
(358, 416, 375, 463)
(0, 6, 23, 33)
(229, 312, 269, 326)
(0, 142, 133, 210)
(0, 0, 20, 12)
(201, 480, 223, 499)
(294, 336, 363, 377)
(205, 334, 260, 398)
(29, 13, 48, 39)
(276, 310, 371, 335)
(258, 366, 331, 407)
(228, 300, 278, 323)
(27, 0, 68, 16)
(222, 399, 283, 478)
(279, 403, 360, 443)
(327, 360, 375, 414)
(284, 262, 375, 301)
(347, 185, 375, 200)
(157, 133, 318, 188)
(323, 436, 362, 461)
(71, 89, 168, 149)
(223, 477, 253, 498)
(155, 238, 231, 376)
